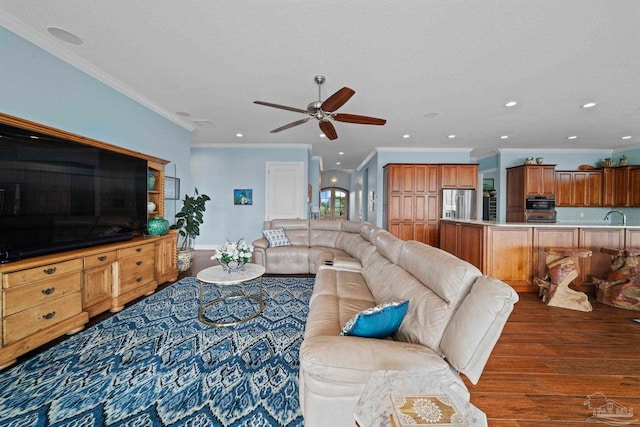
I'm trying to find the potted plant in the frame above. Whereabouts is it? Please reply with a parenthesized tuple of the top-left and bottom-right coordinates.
(171, 187, 211, 272)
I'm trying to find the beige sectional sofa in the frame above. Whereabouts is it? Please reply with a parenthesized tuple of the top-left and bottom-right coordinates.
(252, 219, 519, 427)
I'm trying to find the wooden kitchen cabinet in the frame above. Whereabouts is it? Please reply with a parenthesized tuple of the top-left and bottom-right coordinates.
(523, 165, 556, 196)
(554, 170, 602, 207)
(578, 228, 625, 285)
(384, 164, 441, 247)
(484, 226, 533, 290)
(532, 227, 579, 280)
(603, 166, 640, 207)
(439, 220, 484, 270)
(441, 164, 478, 189)
(506, 165, 556, 222)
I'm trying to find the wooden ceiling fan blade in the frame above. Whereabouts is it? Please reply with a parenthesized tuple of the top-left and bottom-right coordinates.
(319, 120, 338, 140)
(321, 87, 355, 112)
(333, 113, 386, 126)
(270, 118, 311, 133)
(254, 101, 308, 114)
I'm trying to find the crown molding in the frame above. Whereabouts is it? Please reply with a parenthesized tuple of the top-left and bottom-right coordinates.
(0, 14, 195, 131)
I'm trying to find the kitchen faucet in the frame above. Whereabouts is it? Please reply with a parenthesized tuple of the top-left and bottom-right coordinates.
(604, 209, 626, 226)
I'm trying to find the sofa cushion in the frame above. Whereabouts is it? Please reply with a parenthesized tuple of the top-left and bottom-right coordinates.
(440, 275, 518, 384)
(262, 228, 291, 247)
(398, 241, 481, 306)
(375, 231, 404, 264)
(270, 219, 310, 245)
(340, 300, 409, 339)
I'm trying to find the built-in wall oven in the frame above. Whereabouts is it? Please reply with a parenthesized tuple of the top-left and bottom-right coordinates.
(525, 196, 556, 223)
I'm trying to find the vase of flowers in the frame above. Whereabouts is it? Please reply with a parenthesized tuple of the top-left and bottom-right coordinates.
(213, 238, 254, 273)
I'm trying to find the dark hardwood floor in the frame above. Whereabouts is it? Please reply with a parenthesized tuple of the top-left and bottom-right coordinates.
(10, 250, 640, 425)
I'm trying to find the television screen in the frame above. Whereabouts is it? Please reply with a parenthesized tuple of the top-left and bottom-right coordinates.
(0, 122, 147, 262)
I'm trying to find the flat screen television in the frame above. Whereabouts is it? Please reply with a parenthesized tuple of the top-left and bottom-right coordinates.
(0, 121, 148, 263)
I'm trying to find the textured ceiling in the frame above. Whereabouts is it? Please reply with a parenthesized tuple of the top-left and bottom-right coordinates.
(1, 0, 639, 170)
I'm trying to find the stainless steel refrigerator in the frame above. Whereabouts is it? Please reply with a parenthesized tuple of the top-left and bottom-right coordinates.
(441, 189, 477, 220)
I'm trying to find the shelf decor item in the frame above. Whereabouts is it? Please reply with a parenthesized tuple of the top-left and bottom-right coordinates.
(147, 216, 169, 236)
(147, 201, 156, 213)
(147, 172, 156, 191)
(213, 238, 254, 274)
(602, 158, 616, 167)
(171, 188, 211, 272)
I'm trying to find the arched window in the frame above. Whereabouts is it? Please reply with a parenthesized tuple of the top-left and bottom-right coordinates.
(319, 187, 348, 220)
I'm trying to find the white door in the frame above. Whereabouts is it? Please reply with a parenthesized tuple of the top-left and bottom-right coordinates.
(266, 162, 304, 220)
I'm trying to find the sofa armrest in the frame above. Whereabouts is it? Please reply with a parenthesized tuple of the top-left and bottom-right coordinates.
(252, 238, 268, 267)
(252, 238, 269, 250)
(440, 275, 519, 384)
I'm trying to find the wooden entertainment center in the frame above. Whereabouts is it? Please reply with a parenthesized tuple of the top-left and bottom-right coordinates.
(0, 113, 178, 368)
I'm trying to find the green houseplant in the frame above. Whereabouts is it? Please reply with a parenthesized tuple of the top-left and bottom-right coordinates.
(170, 188, 211, 271)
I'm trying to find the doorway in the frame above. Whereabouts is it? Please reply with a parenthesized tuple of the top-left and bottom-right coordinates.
(320, 187, 348, 220)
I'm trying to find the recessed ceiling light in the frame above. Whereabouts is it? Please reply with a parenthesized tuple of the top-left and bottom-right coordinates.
(504, 101, 517, 107)
(581, 102, 597, 109)
(423, 113, 439, 119)
(46, 27, 83, 45)
(402, 134, 410, 139)
(336, 162, 341, 165)
(568, 135, 578, 140)
(30, 135, 39, 139)
(319, 133, 326, 138)
(236, 133, 243, 138)
(621, 136, 632, 140)
(448, 134, 456, 139)
(500, 135, 509, 139)
(338, 152, 344, 155)
(176, 111, 191, 118)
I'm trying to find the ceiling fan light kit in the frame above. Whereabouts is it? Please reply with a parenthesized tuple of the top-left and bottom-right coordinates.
(254, 75, 386, 140)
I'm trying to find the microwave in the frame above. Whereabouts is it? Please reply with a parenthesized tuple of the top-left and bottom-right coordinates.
(525, 196, 555, 211)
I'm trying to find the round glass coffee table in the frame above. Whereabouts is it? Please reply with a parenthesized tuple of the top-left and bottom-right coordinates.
(196, 263, 265, 326)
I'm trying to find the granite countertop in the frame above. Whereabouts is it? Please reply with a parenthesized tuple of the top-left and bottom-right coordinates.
(440, 218, 640, 229)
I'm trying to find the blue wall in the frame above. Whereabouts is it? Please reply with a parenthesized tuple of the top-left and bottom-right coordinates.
(191, 145, 309, 247)
(0, 26, 191, 224)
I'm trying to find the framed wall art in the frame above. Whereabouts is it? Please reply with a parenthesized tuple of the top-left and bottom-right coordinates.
(165, 176, 180, 200)
(234, 189, 253, 205)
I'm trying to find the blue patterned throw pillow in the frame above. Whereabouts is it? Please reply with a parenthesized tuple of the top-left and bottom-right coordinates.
(262, 228, 292, 247)
(340, 300, 409, 339)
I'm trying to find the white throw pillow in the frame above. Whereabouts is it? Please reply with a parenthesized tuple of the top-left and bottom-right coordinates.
(262, 228, 292, 247)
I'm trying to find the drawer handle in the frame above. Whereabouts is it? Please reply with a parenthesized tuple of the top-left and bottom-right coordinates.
(43, 267, 57, 275)
(136, 261, 143, 266)
(136, 277, 143, 283)
(136, 248, 142, 252)
(42, 311, 56, 320)
(98, 255, 107, 261)
(41, 287, 56, 295)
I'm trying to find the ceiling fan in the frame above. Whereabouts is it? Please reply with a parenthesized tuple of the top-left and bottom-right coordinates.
(254, 75, 386, 140)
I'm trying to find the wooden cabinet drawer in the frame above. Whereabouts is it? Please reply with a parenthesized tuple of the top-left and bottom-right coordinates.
(4, 292, 82, 345)
(118, 243, 154, 259)
(3, 258, 83, 288)
(84, 251, 117, 269)
(120, 252, 155, 272)
(120, 266, 155, 293)
(3, 271, 82, 317)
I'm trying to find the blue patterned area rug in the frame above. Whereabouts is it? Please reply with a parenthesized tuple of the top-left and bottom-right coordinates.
(0, 276, 314, 426)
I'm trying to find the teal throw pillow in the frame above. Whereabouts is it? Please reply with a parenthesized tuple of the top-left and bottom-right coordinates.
(340, 300, 409, 339)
